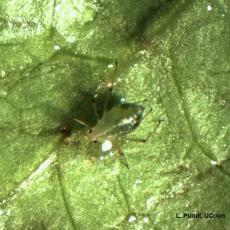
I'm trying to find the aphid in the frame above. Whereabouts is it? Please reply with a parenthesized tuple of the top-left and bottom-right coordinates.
(69, 61, 162, 168)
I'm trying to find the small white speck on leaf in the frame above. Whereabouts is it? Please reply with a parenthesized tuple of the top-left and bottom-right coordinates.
(109, 151, 114, 157)
(146, 196, 155, 210)
(133, 179, 142, 189)
(0, 209, 4, 216)
(99, 156, 104, 161)
(128, 215, 137, 223)
(210, 160, 218, 166)
(143, 216, 149, 224)
(107, 64, 114, 69)
(1, 70, 6, 78)
(55, 4, 62, 13)
(120, 97, 125, 103)
(207, 5, 212, 11)
(0, 90, 7, 97)
(70, 10, 77, 17)
(111, 168, 119, 176)
(53, 45, 61, 50)
(67, 36, 77, 43)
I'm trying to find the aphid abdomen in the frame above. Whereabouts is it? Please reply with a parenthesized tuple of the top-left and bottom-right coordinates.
(95, 103, 145, 137)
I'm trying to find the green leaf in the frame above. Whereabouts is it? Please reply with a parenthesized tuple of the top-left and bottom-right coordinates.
(0, 0, 230, 229)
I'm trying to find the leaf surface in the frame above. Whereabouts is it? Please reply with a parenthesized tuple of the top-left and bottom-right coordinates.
(0, 0, 229, 229)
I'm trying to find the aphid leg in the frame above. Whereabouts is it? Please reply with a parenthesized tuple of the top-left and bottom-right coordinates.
(132, 98, 148, 104)
(60, 126, 69, 136)
(92, 93, 99, 120)
(117, 145, 129, 169)
(63, 137, 73, 145)
(79, 90, 99, 120)
(74, 118, 89, 128)
(104, 59, 118, 112)
(54, 163, 78, 229)
(143, 107, 153, 119)
(60, 127, 75, 145)
(126, 119, 163, 143)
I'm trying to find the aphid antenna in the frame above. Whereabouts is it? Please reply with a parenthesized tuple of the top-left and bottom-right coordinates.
(104, 59, 118, 112)
(116, 145, 129, 169)
(132, 92, 156, 105)
(142, 107, 153, 119)
(92, 94, 99, 119)
(132, 98, 148, 104)
(76, 89, 98, 120)
(79, 90, 99, 120)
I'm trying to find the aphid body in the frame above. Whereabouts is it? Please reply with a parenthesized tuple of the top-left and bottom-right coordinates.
(87, 103, 145, 144)
(72, 60, 160, 167)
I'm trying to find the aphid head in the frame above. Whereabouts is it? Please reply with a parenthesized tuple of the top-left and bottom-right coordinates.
(87, 128, 99, 144)
(87, 128, 114, 154)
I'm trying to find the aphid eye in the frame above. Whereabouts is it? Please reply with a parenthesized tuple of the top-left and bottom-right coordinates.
(93, 140, 98, 144)
(88, 129, 93, 134)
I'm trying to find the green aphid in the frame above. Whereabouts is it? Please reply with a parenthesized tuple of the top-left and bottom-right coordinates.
(87, 103, 145, 142)
(72, 61, 161, 168)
